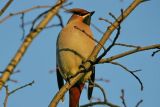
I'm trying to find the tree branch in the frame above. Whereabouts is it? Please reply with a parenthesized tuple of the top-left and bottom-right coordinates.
(99, 44, 160, 64)
(135, 99, 143, 107)
(120, 89, 127, 107)
(0, 0, 13, 16)
(0, 0, 66, 90)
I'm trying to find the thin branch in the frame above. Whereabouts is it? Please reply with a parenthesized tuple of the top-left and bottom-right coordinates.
(0, 5, 52, 23)
(81, 83, 119, 107)
(0, 0, 13, 16)
(56, 13, 64, 28)
(99, 44, 160, 64)
(152, 49, 160, 57)
(99, 17, 114, 27)
(110, 61, 141, 73)
(135, 99, 143, 107)
(20, 13, 64, 29)
(95, 82, 107, 102)
(30, 4, 64, 31)
(9, 80, 34, 95)
(94, 9, 124, 64)
(120, 89, 127, 107)
(91, 23, 104, 34)
(0, 0, 66, 90)
(81, 101, 119, 107)
(20, 13, 25, 40)
(95, 19, 121, 64)
(3, 86, 9, 107)
(62, 2, 73, 7)
(110, 61, 143, 90)
(115, 43, 141, 48)
(3, 81, 34, 107)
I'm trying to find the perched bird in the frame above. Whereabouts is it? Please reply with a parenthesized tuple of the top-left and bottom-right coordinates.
(56, 8, 95, 107)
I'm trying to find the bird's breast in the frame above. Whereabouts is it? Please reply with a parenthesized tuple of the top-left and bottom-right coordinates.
(57, 23, 95, 78)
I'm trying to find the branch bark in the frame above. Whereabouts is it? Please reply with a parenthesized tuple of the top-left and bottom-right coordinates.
(0, 0, 66, 90)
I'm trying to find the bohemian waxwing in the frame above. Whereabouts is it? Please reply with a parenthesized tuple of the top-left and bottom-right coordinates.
(56, 8, 95, 107)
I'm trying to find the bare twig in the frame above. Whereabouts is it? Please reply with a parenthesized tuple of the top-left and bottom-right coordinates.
(20, 13, 25, 40)
(135, 99, 143, 107)
(0, 0, 13, 16)
(110, 61, 143, 90)
(152, 49, 160, 57)
(95, 19, 121, 64)
(91, 23, 104, 34)
(0, 5, 52, 23)
(9, 80, 34, 95)
(81, 83, 119, 107)
(110, 61, 141, 73)
(56, 13, 64, 28)
(99, 17, 113, 26)
(3, 81, 34, 107)
(62, 2, 73, 8)
(99, 44, 160, 64)
(30, 4, 65, 31)
(115, 43, 141, 48)
(120, 89, 127, 107)
(111, 62, 143, 90)
(21, 13, 64, 29)
(3, 85, 9, 107)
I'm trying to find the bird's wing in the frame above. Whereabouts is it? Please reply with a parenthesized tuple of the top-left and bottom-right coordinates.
(88, 66, 95, 100)
(56, 64, 64, 90)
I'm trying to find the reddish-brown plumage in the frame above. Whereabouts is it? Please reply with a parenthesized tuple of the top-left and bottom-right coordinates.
(69, 83, 84, 107)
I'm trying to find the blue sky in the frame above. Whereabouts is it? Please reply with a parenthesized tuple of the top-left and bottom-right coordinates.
(0, 0, 160, 107)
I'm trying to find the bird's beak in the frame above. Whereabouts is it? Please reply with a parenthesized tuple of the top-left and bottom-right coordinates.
(90, 11, 95, 16)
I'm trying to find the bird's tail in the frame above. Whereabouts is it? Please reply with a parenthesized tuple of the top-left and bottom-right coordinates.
(69, 83, 84, 107)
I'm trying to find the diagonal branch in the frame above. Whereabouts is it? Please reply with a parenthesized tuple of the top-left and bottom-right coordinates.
(0, 0, 13, 16)
(135, 99, 143, 107)
(0, 0, 66, 90)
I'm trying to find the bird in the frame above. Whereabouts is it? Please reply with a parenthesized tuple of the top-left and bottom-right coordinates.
(56, 8, 95, 107)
